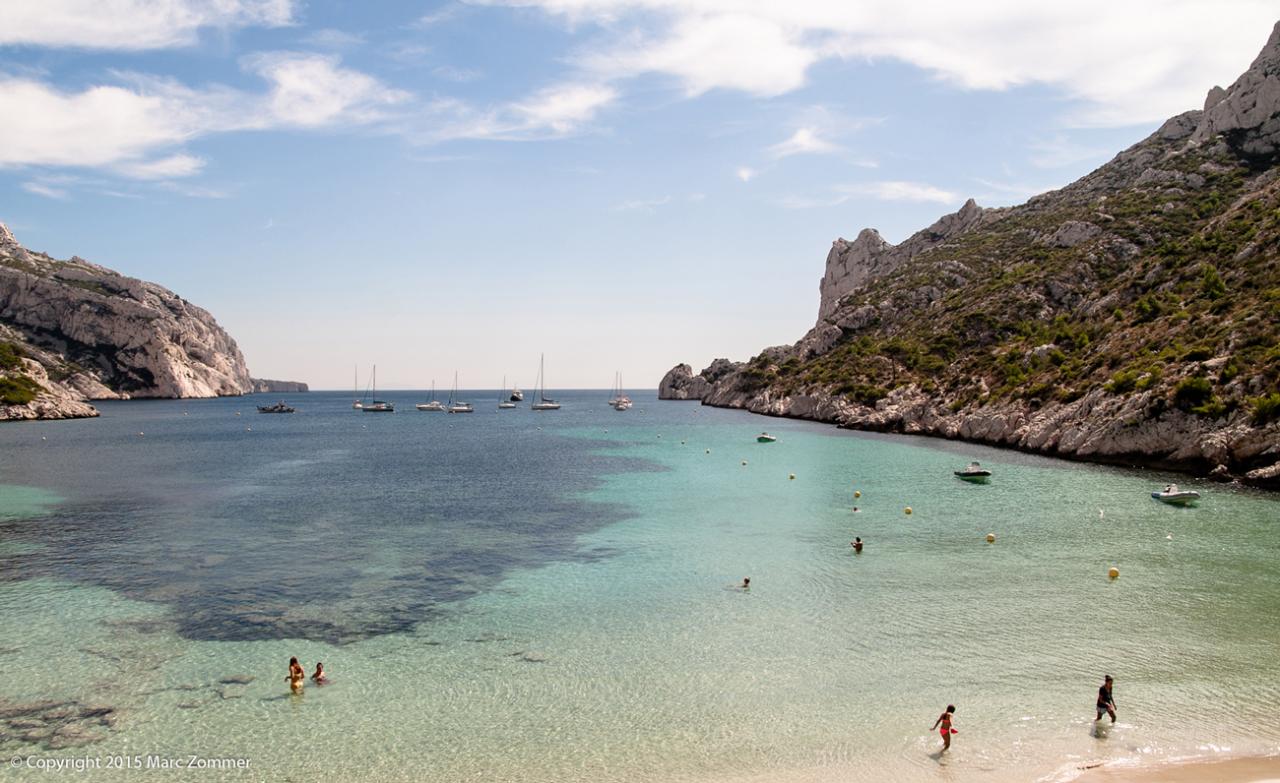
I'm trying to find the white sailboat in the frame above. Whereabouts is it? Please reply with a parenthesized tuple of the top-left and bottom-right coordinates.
(531, 354, 561, 410)
(498, 375, 517, 409)
(352, 364, 363, 409)
(362, 365, 394, 412)
(447, 372, 473, 413)
(610, 371, 631, 410)
(416, 380, 445, 412)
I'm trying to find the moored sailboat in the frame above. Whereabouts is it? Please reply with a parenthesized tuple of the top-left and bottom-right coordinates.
(362, 365, 394, 412)
(416, 380, 445, 412)
(498, 375, 517, 409)
(447, 372, 473, 413)
(531, 354, 561, 410)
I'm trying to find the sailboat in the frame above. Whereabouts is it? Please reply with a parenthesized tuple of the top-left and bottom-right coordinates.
(352, 365, 363, 409)
(362, 365, 394, 412)
(416, 380, 445, 412)
(612, 372, 632, 411)
(531, 354, 561, 410)
(608, 371, 620, 405)
(498, 375, 517, 409)
(447, 372, 473, 413)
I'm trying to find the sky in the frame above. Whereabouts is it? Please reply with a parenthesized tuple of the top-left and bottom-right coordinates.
(0, 1, 1275, 390)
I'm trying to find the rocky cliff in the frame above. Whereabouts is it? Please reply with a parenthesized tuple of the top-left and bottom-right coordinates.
(250, 378, 309, 393)
(1, 223, 253, 420)
(661, 21, 1280, 488)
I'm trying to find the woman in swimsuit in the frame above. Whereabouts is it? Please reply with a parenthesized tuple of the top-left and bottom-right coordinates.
(311, 662, 327, 684)
(931, 705, 956, 751)
(287, 656, 305, 692)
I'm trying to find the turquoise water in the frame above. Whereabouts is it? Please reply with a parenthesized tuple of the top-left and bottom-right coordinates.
(1, 392, 1278, 781)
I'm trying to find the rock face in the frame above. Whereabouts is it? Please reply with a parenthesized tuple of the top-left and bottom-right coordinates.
(250, 378, 309, 394)
(1, 223, 253, 420)
(661, 22, 1280, 488)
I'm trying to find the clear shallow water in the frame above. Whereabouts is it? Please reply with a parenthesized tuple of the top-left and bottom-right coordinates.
(1, 390, 1278, 781)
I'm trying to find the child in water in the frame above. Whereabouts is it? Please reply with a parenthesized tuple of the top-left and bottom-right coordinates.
(311, 662, 328, 684)
(931, 705, 956, 751)
(852, 537, 863, 553)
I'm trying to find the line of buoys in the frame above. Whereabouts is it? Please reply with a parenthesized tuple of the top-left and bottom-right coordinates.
(1108, 567, 1120, 579)
(904, 506, 913, 515)
(986, 533, 996, 543)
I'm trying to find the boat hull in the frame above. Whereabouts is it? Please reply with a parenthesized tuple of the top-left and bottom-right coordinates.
(1152, 492, 1199, 506)
(955, 472, 991, 484)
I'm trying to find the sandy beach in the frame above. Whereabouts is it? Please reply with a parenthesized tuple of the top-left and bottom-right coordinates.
(1075, 756, 1280, 783)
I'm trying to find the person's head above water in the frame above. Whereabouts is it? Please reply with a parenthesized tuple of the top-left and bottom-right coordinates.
(290, 656, 298, 666)
(946, 705, 956, 714)
(1104, 675, 1113, 684)
(743, 577, 750, 586)
(855, 537, 862, 543)
(315, 662, 324, 671)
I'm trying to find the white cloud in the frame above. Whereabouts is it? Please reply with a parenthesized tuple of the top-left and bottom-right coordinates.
(511, 83, 618, 134)
(487, 0, 1278, 126)
(736, 166, 756, 182)
(613, 195, 671, 211)
(0, 0, 294, 50)
(0, 54, 407, 180)
(432, 65, 482, 83)
(300, 28, 366, 50)
(421, 81, 617, 142)
(767, 127, 841, 158)
(21, 181, 70, 199)
(840, 181, 957, 204)
(781, 179, 958, 208)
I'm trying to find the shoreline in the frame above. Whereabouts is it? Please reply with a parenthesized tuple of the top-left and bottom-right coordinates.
(677, 396, 1280, 491)
(1070, 754, 1280, 783)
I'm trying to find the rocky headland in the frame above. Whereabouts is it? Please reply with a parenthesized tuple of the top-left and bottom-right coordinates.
(662, 22, 1280, 488)
(250, 378, 309, 394)
(1, 223, 254, 421)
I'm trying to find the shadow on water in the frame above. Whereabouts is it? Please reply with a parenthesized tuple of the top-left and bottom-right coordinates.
(0, 392, 662, 644)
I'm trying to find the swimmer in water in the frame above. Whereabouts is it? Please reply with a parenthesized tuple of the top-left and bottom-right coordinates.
(287, 656, 305, 692)
(852, 537, 863, 553)
(311, 662, 327, 684)
(741, 577, 750, 590)
(852, 506, 860, 513)
(931, 705, 956, 751)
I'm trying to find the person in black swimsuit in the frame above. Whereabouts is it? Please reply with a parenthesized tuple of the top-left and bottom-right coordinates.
(1096, 675, 1116, 723)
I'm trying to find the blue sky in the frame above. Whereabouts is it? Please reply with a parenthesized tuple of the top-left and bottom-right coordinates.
(1, 1, 1274, 389)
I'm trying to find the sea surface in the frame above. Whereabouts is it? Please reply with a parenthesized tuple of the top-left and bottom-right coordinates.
(1, 390, 1278, 782)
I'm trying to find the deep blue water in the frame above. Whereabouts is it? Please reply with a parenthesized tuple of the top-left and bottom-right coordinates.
(0, 390, 663, 643)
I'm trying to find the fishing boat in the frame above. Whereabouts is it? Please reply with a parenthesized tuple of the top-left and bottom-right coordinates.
(362, 365, 394, 412)
(446, 372, 473, 413)
(415, 380, 445, 412)
(498, 376, 517, 409)
(352, 365, 363, 409)
(256, 401, 295, 413)
(531, 354, 561, 410)
(954, 461, 992, 483)
(756, 432, 777, 443)
(1152, 484, 1200, 506)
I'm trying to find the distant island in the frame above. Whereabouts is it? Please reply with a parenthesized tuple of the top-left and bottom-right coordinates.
(663, 22, 1280, 489)
(250, 378, 310, 394)
(0, 223, 298, 421)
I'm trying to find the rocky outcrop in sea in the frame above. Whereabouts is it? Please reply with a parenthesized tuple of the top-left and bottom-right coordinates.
(250, 378, 309, 394)
(1, 223, 253, 421)
(661, 21, 1280, 488)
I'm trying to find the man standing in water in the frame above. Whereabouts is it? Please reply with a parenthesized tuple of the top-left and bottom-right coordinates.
(1096, 675, 1116, 723)
(931, 705, 956, 751)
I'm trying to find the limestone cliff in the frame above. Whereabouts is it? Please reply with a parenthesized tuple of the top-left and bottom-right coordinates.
(1, 223, 253, 420)
(250, 378, 310, 394)
(662, 21, 1280, 488)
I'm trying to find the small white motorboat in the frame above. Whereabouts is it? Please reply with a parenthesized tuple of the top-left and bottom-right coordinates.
(1152, 484, 1200, 506)
(416, 401, 445, 412)
(756, 432, 777, 443)
(954, 461, 992, 483)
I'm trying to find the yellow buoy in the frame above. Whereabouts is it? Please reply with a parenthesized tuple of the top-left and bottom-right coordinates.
(904, 506, 913, 515)
(789, 473, 796, 480)
(1108, 567, 1120, 579)
(986, 533, 996, 543)
(854, 490, 861, 498)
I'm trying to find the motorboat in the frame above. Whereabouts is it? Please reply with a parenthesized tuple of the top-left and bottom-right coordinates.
(1152, 484, 1200, 506)
(510, 387, 524, 402)
(256, 401, 295, 413)
(954, 461, 992, 483)
(756, 432, 777, 443)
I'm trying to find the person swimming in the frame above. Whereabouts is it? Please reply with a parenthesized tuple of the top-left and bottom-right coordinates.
(1096, 675, 1116, 723)
(852, 537, 863, 553)
(287, 656, 305, 692)
(852, 506, 861, 513)
(931, 705, 956, 751)
(311, 662, 327, 684)
(741, 577, 750, 590)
